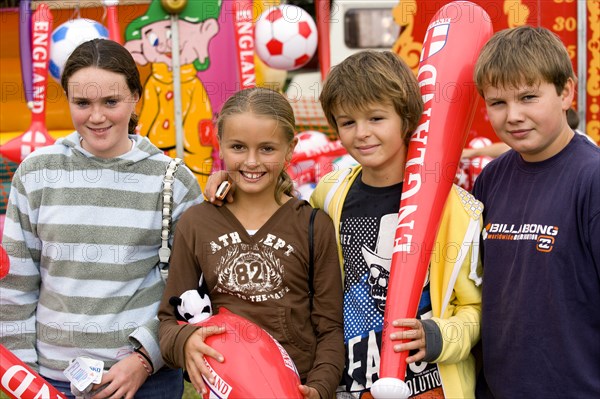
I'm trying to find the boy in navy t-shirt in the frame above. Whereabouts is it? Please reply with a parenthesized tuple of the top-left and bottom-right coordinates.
(473, 26, 600, 398)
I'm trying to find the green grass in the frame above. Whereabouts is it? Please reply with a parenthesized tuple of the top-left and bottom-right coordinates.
(183, 380, 201, 398)
(1, 381, 199, 398)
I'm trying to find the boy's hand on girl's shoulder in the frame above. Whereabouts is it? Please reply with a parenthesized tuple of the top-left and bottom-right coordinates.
(390, 318, 427, 364)
(184, 325, 226, 396)
(298, 384, 320, 399)
(203, 170, 234, 206)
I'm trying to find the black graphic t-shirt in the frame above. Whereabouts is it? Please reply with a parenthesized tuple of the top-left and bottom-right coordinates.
(339, 175, 444, 398)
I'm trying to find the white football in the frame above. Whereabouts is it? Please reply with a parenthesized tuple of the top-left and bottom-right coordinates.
(255, 5, 318, 71)
(49, 19, 109, 82)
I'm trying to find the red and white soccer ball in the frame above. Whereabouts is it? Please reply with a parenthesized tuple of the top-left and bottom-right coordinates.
(467, 137, 493, 149)
(455, 137, 494, 191)
(290, 130, 330, 174)
(469, 155, 492, 184)
(255, 5, 318, 71)
(295, 130, 330, 158)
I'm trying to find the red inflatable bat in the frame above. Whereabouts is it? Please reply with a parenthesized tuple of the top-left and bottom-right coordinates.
(0, 248, 67, 399)
(0, 3, 55, 164)
(371, 2, 493, 398)
(315, 0, 331, 81)
(0, 346, 67, 399)
(198, 308, 302, 399)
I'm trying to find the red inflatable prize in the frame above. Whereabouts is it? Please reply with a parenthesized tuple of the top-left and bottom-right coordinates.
(103, 0, 122, 44)
(370, 2, 493, 398)
(198, 308, 302, 399)
(1, 345, 67, 399)
(0, 245, 9, 280)
(0, 247, 66, 399)
(0, 3, 55, 163)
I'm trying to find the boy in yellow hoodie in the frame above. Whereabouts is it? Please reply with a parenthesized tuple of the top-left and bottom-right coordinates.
(311, 50, 482, 399)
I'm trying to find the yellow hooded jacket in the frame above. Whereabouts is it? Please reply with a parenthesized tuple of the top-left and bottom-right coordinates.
(310, 165, 483, 399)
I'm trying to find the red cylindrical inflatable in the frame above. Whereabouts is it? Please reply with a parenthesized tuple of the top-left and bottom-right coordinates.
(0, 245, 9, 280)
(1, 233, 66, 399)
(371, 2, 493, 398)
(0, 3, 54, 164)
(104, 0, 122, 44)
(197, 308, 302, 399)
(315, 0, 331, 81)
(0, 345, 67, 399)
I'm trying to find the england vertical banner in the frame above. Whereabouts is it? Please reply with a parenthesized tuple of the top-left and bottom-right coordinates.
(233, 0, 256, 90)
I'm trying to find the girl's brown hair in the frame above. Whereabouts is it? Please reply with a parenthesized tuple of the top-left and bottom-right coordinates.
(319, 50, 424, 145)
(474, 26, 576, 96)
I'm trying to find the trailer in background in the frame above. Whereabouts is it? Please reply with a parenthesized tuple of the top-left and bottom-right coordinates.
(288, 0, 598, 144)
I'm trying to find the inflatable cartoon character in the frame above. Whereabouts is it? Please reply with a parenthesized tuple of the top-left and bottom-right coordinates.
(125, 0, 221, 186)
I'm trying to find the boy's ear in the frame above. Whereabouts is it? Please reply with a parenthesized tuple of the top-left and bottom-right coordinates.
(560, 78, 576, 110)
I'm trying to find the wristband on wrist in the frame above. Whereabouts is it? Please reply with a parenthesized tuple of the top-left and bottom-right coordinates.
(136, 354, 152, 376)
(134, 347, 154, 374)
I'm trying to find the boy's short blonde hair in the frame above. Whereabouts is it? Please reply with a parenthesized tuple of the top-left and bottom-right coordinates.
(319, 50, 423, 144)
(474, 26, 576, 96)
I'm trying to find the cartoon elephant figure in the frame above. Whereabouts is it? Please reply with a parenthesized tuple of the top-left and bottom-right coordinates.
(125, 0, 222, 187)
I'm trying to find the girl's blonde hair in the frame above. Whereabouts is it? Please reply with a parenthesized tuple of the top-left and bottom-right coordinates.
(217, 87, 296, 204)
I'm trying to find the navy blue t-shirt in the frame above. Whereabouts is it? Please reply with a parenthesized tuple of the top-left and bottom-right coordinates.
(473, 133, 600, 398)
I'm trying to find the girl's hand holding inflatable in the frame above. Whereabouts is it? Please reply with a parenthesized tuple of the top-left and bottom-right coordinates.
(183, 326, 226, 395)
(298, 384, 320, 399)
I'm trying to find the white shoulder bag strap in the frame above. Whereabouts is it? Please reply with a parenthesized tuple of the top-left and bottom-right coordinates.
(159, 158, 183, 282)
